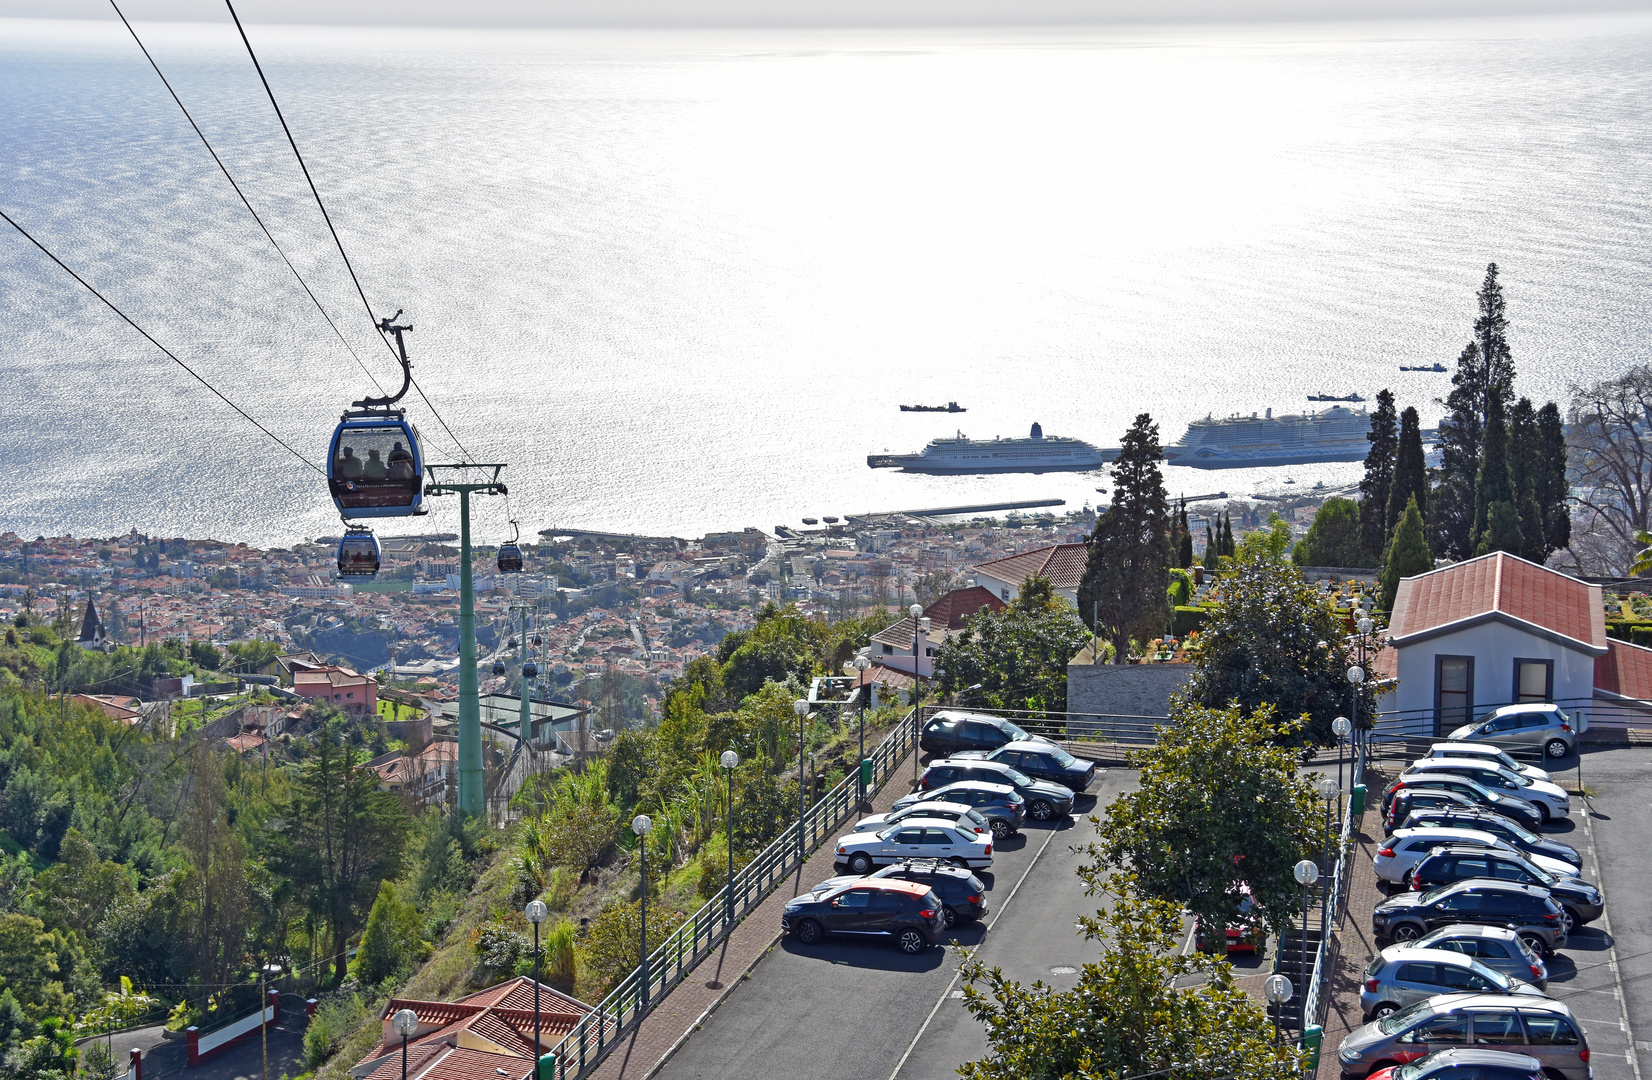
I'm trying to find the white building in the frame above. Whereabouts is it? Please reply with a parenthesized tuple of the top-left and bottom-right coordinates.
(971, 543, 1088, 606)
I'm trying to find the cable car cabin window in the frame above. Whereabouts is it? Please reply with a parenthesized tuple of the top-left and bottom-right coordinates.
(336, 532, 380, 578)
(497, 545, 523, 574)
(329, 421, 422, 516)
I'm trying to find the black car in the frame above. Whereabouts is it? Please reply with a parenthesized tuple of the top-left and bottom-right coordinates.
(810, 859, 988, 927)
(953, 740, 1098, 791)
(1373, 880, 1567, 956)
(918, 759, 1074, 821)
(890, 780, 1026, 838)
(781, 878, 945, 954)
(919, 711, 1052, 757)
(1381, 776, 1543, 831)
(1400, 807, 1582, 867)
(1385, 788, 1480, 833)
(1409, 846, 1604, 930)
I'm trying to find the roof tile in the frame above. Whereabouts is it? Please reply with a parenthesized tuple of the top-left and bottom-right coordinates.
(1389, 552, 1604, 652)
(972, 544, 1089, 591)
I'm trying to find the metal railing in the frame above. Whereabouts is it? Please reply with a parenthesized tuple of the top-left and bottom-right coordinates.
(1298, 731, 1365, 1057)
(940, 706, 1171, 766)
(1364, 697, 1650, 757)
(547, 709, 923, 1079)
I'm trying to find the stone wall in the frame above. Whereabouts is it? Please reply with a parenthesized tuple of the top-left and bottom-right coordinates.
(1066, 658, 1190, 719)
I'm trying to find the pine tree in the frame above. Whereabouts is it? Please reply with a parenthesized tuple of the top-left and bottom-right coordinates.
(1387, 406, 1428, 534)
(1476, 501, 1528, 558)
(1473, 391, 1515, 548)
(1535, 402, 1572, 557)
(1359, 389, 1399, 556)
(1078, 414, 1174, 664)
(1474, 262, 1516, 412)
(1379, 496, 1432, 611)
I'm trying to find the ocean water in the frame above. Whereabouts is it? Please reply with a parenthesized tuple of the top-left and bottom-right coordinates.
(1, 13, 1650, 547)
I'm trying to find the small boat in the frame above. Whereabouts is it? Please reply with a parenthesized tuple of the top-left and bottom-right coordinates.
(802, 518, 819, 525)
(1284, 477, 1297, 485)
(823, 515, 839, 524)
(1399, 362, 1448, 372)
(1307, 393, 1365, 403)
(900, 401, 967, 413)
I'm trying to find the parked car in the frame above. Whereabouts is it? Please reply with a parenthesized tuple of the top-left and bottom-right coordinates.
(834, 818, 994, 874)
(1409, 847, 1603, 932)
(809, 859, 988, 927)
(1385, 788, 1481, 834)
(1338, 995, 1589, 1080)
(1398, 925, 1548, 986)
(890, 780, 1025, 838)
(1448, 703, 1577, 760)
(919, 711, 1053, 757)
(1365, 1048, 1546, 1080)
(1398, 760, 1569, 823)
(1193, 882, 1266, 954)
(1359, 946, 1545, 1020)
(1399, 806, 1581, 868)
(1421, 741, 1552, 783)
(781, 878, 945, 953)
(853, 800, 990, 838)
(1380, 774, 1543, 830)
(1373, 828, 1576, 885)
(1373, 880, 1567, 956)
(951, 740, 1098, 791)
(917, 759, 1075, 821)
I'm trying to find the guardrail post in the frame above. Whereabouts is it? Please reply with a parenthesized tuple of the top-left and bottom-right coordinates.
(129, 1047, 142, 1080)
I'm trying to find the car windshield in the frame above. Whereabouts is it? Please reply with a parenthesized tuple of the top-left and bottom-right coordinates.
(1001, 721, 1031, 741)
(1469, 959, 1512, 989)
(1050, 747, 1079, 767)
(1000, 766, 1035, 787)
(1376, 998, 1436, 1035)
(1417, 884, 1457, 904)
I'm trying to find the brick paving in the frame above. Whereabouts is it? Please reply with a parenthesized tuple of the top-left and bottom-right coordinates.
(1316, 769, 1392, 1080)
(586, 748, 923, 1080)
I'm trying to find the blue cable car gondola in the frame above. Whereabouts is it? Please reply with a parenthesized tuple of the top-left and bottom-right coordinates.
(523, 662, 538, 680)
(328, 313, 427, 520)
(491, 659, 506, 676)
(336, 527, 381, 578)
(498, 519, 523, 574)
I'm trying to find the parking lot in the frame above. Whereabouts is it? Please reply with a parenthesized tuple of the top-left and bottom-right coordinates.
(654, 767, 1137, 1080)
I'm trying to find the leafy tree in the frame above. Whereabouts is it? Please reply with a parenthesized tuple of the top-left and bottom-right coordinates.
(30, 828, 133, 938)
(936, 578, 1091, 713)
(1090, 703, 1325, 947)
(1078, 414, 1173, 663)
(912, 569, 968, 608)
(579, 899, 685, 998)
(716, 605, 827, 701)
(1292, 497, 1370, 568)
(1179, 531, 1379, 746)
(270, 726, 408, 984)
(1359, 389, 1398, 556)
(355, 881, 423, 985)
(0, 914, 93, 1021)
(187, 641, 222, 671)
(1379, 496, 1433, 612)
(960, 873, 1300, 1080)
(1386, 405, 1428, 534)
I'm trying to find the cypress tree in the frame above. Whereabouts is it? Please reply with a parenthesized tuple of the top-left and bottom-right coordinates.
(1535, 402, 1571, 556)
(1473, 390, 1515, 546)
(1387, 406, 1428, 534)
(1474, 262, 1516, 412)
(1202, 524, 1218, 572)
(1378, 495, 1432, 611)
(1507, 397, 1547, 561)
(1359, 389, 1399, 557)
(1077, 413, 1174, 664)
(1476, 501, 1528, 558)
(1222, 512, 1235, 557)
(1177, 502, 1194, 569)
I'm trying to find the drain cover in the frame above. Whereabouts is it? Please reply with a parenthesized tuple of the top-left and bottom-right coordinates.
(1049, 965, 1078, 975)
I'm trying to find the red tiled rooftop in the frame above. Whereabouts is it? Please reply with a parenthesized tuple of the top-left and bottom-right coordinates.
(1389, 552, 1605, 653)
(972, 543, 1089, 590)
(1595, 639, 1652, 702)
(923, 586, 1006, 630)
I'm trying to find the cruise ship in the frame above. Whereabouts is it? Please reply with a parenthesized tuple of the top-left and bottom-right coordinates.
(868, 422, 1111, 474)
(1165, 406, 1373, 469)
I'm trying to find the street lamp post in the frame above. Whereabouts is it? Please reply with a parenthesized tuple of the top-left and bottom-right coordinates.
(525, 900, 548, 1056)
(720, 750, 739, 929)
(792, 700, 810, 864)
(1347, 662, 1366, 785)
(632, 814, 653, 1008)
(1355, 615, 1374, 779)
(1263, 973, 1293, 1045)
(853, 653, 870, 805)
(260, 960, 280, 1080)
(1332, 716, 1352, 809)
(1293, 858, 1319, 1034)
(393, 1008, 418, 1080)
(1317, 777, 1340, 937)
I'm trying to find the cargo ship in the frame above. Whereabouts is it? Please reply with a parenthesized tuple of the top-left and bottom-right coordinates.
(900, 401, 967, 413)
(868, 422, 1110, 474)
(1165, 406, 1373, 469)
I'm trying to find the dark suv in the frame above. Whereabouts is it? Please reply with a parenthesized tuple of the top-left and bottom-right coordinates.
(891, 780, 1025, 838)
(919, 711, 1051, 757)
(781, 878, 944, 954)
(918, 759, 1074, 821)
(953, 740, 1098, 791)
(1409, 846, 1603, 931)
(1399, 807, 1581, 868)
(1381, 776, 1542, 830)
(1385, 789, 1479, 834)
(1373, 880, 1567, 956)
(811, 859, 987, 927)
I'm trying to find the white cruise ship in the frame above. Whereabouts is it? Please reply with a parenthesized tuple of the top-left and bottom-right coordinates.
(868, 423, 1111, 474)
(1165, 406, 1372, 469)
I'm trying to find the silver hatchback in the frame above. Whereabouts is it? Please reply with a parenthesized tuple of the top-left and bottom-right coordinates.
(1337, 993, 1591, 1080)
(1448, 703, 1577, 760)
(1360, 947, 1546, 1020)
(1402, 925, 1547, 987)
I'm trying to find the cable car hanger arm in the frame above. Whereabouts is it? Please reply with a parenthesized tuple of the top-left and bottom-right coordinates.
(353, 311, 413, 410)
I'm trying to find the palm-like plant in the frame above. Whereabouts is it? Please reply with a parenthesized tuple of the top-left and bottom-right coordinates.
(1631, 529, 1652, 577)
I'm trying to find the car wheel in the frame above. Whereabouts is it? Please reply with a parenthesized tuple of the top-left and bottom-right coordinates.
(990, 819, 1010, 840)
(795, 918, 823, 945)
(1561, 908, 1578, 936)
(1370, 1002, 1398, 1019)
(942, 907, 957, 929)
(1536, 803, 1552, 825)
(1518, 931, 1552, 958)
(1390, 923, 1423, 944)
(897, 929, 927, 954)
(1029, 800, 1054, 821)
(848, 852, 875, 874)
(1545, 738, 1569, 759)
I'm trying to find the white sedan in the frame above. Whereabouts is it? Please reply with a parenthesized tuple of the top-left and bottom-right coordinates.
(1374, 826, 1580, 884)
(835, 818, 994, 874)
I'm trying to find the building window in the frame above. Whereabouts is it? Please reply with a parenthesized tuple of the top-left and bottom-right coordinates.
(882, 644, 893, 655)
(1513, 659, 1553, 703)
(925, 647, 936, 657)
(1000, 588, 1010, 601)
(1434, 655, 1473, 735)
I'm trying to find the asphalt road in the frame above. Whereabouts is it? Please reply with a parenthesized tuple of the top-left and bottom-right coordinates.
(654, 768, 1139, 1080)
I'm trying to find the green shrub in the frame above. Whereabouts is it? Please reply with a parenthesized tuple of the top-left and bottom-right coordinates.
(302, 992, 367, 1069)
(1170, 606, 1207, 639)
(578, 900, 686, 999)
(1166, 569, 1193, 607)
(1631, 624, 1652, 648)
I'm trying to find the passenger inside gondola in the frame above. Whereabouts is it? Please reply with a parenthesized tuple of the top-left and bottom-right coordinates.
(387, 441, 415, 480)
(362, 448, 387, 479)
(337, 446, 363, 479)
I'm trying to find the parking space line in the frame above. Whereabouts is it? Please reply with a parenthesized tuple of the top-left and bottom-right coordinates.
(1580, 805, 1644, 1080)
(885, 821, 1066, 1080)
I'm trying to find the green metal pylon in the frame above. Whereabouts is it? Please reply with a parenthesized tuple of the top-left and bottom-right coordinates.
(424, 464, 508, 819)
